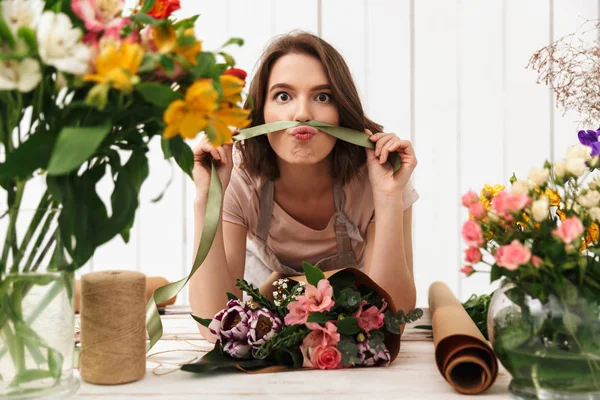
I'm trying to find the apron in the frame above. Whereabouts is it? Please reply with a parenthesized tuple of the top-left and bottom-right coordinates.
(245, 180, 362, 291)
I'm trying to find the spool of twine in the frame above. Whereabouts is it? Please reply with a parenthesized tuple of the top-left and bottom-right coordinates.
(80, 270, 147, 385)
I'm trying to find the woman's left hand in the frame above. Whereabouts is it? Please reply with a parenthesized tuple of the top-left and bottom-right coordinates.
(365, 129, 417, 197)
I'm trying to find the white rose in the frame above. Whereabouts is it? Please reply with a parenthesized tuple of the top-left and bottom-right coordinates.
(566, 158, 587, 177)
(554, 160, 566, 178)
(531, 197, 550, 222)
(567, 144, 592, 161)
(1, 0, 45, 33)
(511, 180, 531, 195)
(0, 58, 41, 92)
(37, 11, 91, 75)
(529, 166, 550, 186)
(577, 190, 600, 208)
(589, 207, 600, 222)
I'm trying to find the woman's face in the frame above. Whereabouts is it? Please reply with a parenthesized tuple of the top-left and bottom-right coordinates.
(264, 53, 339, 165)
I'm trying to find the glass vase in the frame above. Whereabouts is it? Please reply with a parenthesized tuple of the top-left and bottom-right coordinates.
(487, 280, 600, 399)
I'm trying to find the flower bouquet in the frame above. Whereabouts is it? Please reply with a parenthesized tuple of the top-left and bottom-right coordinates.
(0, 0, 249, 396)
(460, 138, 600, 397)
(184, 263, 422, 373)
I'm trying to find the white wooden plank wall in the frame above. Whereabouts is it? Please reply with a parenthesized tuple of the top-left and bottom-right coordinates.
(2, 1, 599, 307)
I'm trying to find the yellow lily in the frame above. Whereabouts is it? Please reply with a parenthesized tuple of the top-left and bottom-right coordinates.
(153, 26, 202, 65)
(207, 104, 251, 145)
(479, 184, 505, 210)
(163, 79, 218, 139)
(84, 42, 144, 91)
(220, 74, 245, 105)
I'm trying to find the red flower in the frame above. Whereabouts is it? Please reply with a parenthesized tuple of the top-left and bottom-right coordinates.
(223, 68, 247, 82)
(145, 0, 180, 19)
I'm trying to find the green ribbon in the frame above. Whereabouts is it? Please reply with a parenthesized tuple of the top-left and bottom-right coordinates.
(145, 120, 401, 350)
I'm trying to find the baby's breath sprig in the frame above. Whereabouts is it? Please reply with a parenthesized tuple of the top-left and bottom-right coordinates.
(272, 279, 305, 307)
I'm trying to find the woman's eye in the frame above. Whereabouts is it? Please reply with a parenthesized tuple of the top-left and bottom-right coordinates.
(316, 93, 332, 102)
(275, 92, 290, 102)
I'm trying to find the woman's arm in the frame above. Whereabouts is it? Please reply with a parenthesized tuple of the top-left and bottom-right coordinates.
(363, 200, 416, 313)
(188, 192, 248, 342)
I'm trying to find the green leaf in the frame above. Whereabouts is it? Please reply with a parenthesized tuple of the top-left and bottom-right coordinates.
(181, 344, 276, 373)
(161, 137, 173, 159)
(16, 27, 37, 54)
(275, 348, 302, 369)
(336, 317, 360, 335)
(302, 261, 325, 287)
(179, 35, 197, 47)
(328, 269, 356, 294)
(221, 37, 244, 48)
(192, 52, 217, 78)
(493, 320, 530, 352)
(218, 51, 235, 67)
(306, 312, 330, 324)
(139, 0, 156, 14)
(47, 348, 63, 379)
(384, 311, 400, 334)
(173, 16, 199, 30)
(226, 292, 238, 301)
(47, 124, 112, 176)
(369, 330, 386, 352)
(339, 288, 361, 309)
(0, 132, 58, 180)
(136, 83, 183, 108)
(191, 314, 212, 328)
(160, 54, 175, 75)
(490, 265, 503, 282)
(337, 336, 359, 367)
(167, 136, 194, 179)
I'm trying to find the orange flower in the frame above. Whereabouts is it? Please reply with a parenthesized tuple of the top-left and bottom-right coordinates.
(145, 0, 180, 19)
(479, 184, 505, 210)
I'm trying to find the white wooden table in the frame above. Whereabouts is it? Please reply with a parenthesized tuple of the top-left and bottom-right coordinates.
(73, 309, 512, 399)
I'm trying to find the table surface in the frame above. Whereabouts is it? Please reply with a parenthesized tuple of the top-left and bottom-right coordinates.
(73, 308, 513, 400)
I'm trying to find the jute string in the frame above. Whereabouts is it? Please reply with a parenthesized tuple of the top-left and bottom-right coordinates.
(80, 270, 146, 385)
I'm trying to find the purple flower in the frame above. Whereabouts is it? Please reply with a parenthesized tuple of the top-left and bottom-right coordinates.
(247, 308, 282, 350)
(223, 340, 252, 359)
(578, 128, 600, 157)
(220, 301, 251, 341)
(357, 340, 391, 367)
(208, 308, 227, 336)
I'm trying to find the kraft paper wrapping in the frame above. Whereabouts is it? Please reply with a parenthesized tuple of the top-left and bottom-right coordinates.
(75, 276, 176, 313)
(429, 281, 498, 394)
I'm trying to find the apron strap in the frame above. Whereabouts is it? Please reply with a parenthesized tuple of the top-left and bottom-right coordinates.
(256, 180, 274, 242)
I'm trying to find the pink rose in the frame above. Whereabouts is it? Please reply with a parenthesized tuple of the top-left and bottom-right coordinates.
(460, 265, 475, 276)
(462, 191, 479, 207)
(462, 220, 484, 247)
(469, 203, 486, 220)
(491, 191, 530, 215)
(553, 216, 584, 248)
(464, 247, 482, 264)
(495, 240, 531, 271)
(303, 322, 340, 347)
(531, 255, 543, 268)
(353, 299, 387, 335)
(301, 345, 342, 370)
(284, 279, 334, 325)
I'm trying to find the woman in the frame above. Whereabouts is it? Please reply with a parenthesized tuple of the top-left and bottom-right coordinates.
(190, 32, 419, 340)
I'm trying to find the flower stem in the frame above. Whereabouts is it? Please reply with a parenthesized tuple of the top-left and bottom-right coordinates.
(1, 181, 25, 275)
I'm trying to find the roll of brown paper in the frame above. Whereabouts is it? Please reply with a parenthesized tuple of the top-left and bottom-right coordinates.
(79, 270, 147, 385)
(429, 281, 498, 394)
(75, 276, 176, 313)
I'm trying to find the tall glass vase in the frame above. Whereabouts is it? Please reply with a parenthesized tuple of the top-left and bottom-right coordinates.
(0, 207, 79, 398)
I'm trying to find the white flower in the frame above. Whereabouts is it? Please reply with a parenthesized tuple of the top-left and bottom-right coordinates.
(511, 180, 532, 195)
(554, 160, 566, 178)
(531, 197, 550, 222)
(577, 190, 600, 208)
(37, 11, 91, 75)
(0, 58, 41, 92)
(567, 144, 592, 161)
(488, 210, 500, 222)
(282, 283, 287, 289)
(589, 207, 600, 222)
(1, 0, 45, 33)
(529, 167, 550, 186)
(566, 158, 587, 177)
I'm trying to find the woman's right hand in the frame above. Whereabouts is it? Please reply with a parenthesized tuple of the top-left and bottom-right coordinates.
(192, 136, 234, 194)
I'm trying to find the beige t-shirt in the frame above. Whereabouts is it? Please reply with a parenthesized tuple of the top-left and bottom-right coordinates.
(222, 162, 419, 269)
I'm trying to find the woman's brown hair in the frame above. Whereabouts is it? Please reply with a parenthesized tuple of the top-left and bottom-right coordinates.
(236, 31, 383, 185)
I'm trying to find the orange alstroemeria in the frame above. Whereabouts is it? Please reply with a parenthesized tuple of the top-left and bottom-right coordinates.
(219, 74, 245, 105)
(207, 103, 251, 145)
(152, 26, 202, 65)
(84, 42, 144, 91)
(163, 79, 218, 139)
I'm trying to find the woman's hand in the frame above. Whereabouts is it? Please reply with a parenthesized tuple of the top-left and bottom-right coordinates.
(365, 129, 417, 198)
(192, 135, 234, 195)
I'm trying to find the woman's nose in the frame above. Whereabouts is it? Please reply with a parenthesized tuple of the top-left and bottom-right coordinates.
(293, 97, 312, 122)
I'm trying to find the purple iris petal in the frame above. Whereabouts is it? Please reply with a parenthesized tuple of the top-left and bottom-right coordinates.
(591, 142, 600, 157)
(578, 129, 599, 146)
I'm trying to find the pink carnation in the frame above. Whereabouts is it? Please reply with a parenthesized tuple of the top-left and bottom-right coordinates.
(464, 247, 482, 264)
(469, 203, 486, 220)
(353, 299, 387, 335)
(462, 220, 484, 247)
(461, 265, 475, 276)
(495, 240, 531, 271)
(462, 191, 479, 207)
(284, 279, 334, 325)
(553, 216, 584, 248)
(491, 191, 531, 215)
